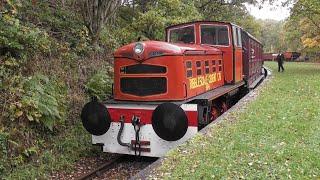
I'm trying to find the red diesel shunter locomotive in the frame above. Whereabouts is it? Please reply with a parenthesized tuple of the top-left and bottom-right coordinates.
(81, 21, 265, 157)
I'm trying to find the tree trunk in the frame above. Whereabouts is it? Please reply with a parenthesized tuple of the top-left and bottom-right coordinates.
(80, 0, 121, 49)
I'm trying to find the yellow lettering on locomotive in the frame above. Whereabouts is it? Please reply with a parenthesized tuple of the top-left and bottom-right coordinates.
(189, 72, 222, 90)
(217, 72, 222, 81)
(189, 78, 197, 89)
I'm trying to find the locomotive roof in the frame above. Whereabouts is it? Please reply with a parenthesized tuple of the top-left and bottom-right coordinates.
(166, 21, 262, 45)
(165, 21, 231, 29)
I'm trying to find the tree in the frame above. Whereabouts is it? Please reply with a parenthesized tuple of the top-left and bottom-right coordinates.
(114, 0, 201, 43)
(287, 0, 320, 53)
(80, 0, 122, 49)
(259, 19, 284, 52)
(283, 18, 303, 52)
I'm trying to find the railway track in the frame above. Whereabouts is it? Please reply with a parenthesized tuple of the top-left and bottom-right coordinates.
(76, 155, 124, 180)
(72, 155, 158, 180)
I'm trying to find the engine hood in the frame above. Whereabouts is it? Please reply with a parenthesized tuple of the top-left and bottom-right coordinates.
(114, 41, 222, 61)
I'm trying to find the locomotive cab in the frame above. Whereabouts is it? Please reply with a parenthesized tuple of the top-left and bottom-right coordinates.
(166, 21, 244, 85)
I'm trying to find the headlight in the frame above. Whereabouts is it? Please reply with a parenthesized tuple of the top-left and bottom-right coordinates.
(133, 42, 144, 55)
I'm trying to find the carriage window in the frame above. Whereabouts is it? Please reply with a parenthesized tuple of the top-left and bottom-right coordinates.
(196, 61, 201, 67)
(196, 61, 202, 75)
(186, 61, 192, 68)
(218, 59, 222, 71)
(169, 26, 195, 44)
(213, 67, 216, 72)
(187, 70, 192, 78)
(212, 60, 216, 72)
(186, 61, 192, 78)
(205, 68, 210, 74)
(200, 25, 229, 46)
(205, 60, 209, 74)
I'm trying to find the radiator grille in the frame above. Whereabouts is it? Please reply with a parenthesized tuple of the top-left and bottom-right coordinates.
(120, 64, 166, 74)
(120, 77, 167, 96)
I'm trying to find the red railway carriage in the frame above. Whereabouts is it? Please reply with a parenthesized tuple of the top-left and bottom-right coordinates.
(263, 51, 301, 61)
(81, 21, 265, 157)
(241, 31, 264, 88)
(263, 53, 277, 61)
(284, 52, 301, 61)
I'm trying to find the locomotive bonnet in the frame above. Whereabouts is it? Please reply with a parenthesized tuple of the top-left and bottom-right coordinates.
(81, 21, 265, 157)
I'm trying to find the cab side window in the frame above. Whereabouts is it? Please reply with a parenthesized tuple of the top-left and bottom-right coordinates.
(232, 26, 242, 47)
(200, 25, 229, 46)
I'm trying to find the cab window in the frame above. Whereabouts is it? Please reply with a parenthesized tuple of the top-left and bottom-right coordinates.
(200, 25, 229, 46)
(169, 26, 195, 44)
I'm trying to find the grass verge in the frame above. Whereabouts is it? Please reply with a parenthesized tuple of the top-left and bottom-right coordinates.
(154, 61, 320, 179)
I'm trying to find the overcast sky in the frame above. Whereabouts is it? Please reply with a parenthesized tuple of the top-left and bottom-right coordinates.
(245, 2, 292, 21)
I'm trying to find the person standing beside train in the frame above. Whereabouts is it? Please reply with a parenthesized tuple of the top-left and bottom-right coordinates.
(277, 51, 285, 72)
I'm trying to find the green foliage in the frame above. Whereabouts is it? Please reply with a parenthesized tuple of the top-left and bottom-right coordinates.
(259, 19, 285, 52)
(0, 0, 109, 178)
(283, 18, 303, 52)
(286, 0, 320, 53)
(99, 28, 124, 51)
(9, 74, 66, 131)
(0, 0, 92, 60)
(3, 122, 97, 180)
(1, 56, 66, 131)
(0, 0, 51, 57)
(0, 55, 26, 124)
(20, 0, 92, 55)
(0, 131, 9, 177)
(85, 68, 114, 101)
(109, 0, 201, 45)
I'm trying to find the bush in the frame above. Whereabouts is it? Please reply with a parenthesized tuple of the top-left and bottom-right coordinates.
(0, 131, 9, 177)
(0, 1, 51, 57)
(85, 68, 114, 101)
(8, 74, 66, 131)
(19, 0, 92, 56)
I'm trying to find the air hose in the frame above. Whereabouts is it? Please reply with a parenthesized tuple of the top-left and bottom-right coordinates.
(117, 115, 131, 148)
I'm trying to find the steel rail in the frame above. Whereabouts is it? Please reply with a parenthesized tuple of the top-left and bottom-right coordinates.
(76, 155, 124, 180)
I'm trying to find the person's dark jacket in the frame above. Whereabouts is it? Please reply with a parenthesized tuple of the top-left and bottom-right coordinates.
(277, 53, 285, 63)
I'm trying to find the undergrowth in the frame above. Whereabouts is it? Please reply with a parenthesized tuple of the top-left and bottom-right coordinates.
(0, 1, 114, 179)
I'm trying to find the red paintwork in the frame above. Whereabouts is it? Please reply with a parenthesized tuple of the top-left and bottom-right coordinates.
(110, 21, 263, 128)
(242, 31, 264, 86)
(263, 53, 275, 61)
(284, 52, 301, 61)
(114, 41, 224, 101)
(107, 107, 198, 127)
(263, 52, 301, 61)
(234, 46, 243, 82)
(165, 22, 235, 84)
(113, 21, 255, 102)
